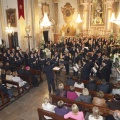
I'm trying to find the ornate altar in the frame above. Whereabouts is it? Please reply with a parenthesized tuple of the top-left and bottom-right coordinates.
(60, 3, 76, 36)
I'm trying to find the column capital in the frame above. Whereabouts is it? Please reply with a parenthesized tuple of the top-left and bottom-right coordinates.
(105, 0, 114, 9)
(53, 0, 59, 3)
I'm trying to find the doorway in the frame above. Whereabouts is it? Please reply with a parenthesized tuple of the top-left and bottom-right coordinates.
(43, 31, 49, 43)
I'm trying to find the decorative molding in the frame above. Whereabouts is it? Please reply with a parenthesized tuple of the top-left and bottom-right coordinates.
(61, 3, 75, 23)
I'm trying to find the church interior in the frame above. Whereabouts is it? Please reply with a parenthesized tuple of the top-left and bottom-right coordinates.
(0, 0, 120, 120)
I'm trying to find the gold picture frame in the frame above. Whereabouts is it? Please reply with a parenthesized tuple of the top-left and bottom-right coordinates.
(61, 3, 75, 23)
(6, 8, 17, 27)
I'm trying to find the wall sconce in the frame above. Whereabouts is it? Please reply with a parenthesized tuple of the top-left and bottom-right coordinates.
(76, 14, 82, 23)
(5, 23, 14, 34)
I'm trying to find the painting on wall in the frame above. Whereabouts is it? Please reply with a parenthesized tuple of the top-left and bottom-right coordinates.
(6, 8, 17, 27)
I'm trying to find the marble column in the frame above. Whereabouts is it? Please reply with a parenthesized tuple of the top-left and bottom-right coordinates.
(0, 0, 7, 47)
(53, 0, 59, 43)
(82, 2, 89, 37)
(105, 0, 114, 36)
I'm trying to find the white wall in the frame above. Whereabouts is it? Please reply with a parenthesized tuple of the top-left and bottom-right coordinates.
(2, 0, 21, 48)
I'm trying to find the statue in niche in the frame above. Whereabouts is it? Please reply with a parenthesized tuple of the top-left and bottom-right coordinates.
(93, 0, 104, 25)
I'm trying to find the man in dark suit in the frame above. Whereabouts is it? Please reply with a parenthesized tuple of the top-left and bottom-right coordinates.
(43, 60, 56, 93)
(86, 77, 97, 91)
(81, 59, 91, 80)
(100, 60, 110, 82)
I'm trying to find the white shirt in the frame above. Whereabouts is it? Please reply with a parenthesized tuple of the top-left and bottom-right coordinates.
(42, 103, 56, 119)
(74, 82, 84, 96)
(88, 115, 103, 120)
(12, 76, 26, 87)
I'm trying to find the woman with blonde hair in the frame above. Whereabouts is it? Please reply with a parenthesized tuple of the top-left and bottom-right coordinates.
(76, 88, 92, 103)
(12, 71, 29, 89)
(6, 70, 13, 88)
(88, 107, 103, 120)
(92, 91, 107, 107)
(64, 104, 84, 120)
(55, 83, 66, 97)
(42, 97, 56, 119)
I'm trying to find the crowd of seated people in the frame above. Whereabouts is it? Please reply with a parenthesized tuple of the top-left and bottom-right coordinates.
(52, 83, 120, 120)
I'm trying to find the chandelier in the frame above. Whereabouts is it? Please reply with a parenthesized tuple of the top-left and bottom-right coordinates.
(114, 12, 120, 25)
(76, 14, 82, 23)
(109, 12, 115, 23)
(40, 12, 51, 27)
(5, 23, 14, 34)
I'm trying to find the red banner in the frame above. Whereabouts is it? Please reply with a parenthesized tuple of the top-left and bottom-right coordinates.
(17, 0, 25, 19)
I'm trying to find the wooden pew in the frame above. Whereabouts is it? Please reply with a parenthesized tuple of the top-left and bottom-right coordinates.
(51, 94, 114, 117)
(64, 85, 114, 100)
(29, 69, 43, 83)
(37, 108, 73, 120)
(72, 77, 117, 89)
(0, 90, 10, 109)
(16, 67, 43, 83)
(2, 79, 24, 98)
(18, 74, 32, 88)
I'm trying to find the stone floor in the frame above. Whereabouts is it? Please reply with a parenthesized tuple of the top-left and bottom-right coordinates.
(0, 71, 68, 120)
(0, 67, 118, 120)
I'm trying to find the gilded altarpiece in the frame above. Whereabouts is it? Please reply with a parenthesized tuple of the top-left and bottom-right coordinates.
(60, 3, 76, 36)
(90, 0, 106, 26)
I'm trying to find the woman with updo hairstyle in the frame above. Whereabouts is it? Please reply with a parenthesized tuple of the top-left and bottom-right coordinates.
(67, 86, 78, 100)
(42, 97, 56, 119)
(92, 91, 107, 107)
(88, 107, 103, 120)
(55, 83, 66, 97)
(76, 88, 92, 104)
(54, 100, 69, 116)
(64, 104, 84, 120)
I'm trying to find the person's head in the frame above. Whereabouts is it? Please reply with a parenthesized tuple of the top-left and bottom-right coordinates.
(92, 107, 100, 119)
(82, 88, 89, 96)
(70, 86, 75, 92)
(20, 65, 24, 69)
(102, 60, 107, 66)
(12, 71, 18, 77)
(1, 69, 5, 74)
(57, 100, 64, 108)
(43, 97, 50, 105)
(114, 94, 120, 101)
(114, 110, 120, 120)
(101, 79, 106, 84)
(26, 66, 30, 71)
(6, 70, 12, 75)
(71, 104, 79, 115)
(6, 62, 9, 66)
(58, 83, 64, 90)
(97, 91, 104, 98)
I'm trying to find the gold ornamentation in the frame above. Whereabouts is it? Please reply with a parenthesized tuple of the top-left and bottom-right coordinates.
(91, 0, 105, 26)
(61, 3, 75, 23)
(60, 24, 76, 36)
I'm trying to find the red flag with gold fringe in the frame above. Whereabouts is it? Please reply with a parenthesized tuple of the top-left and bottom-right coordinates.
(17, 0, 25, 19)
